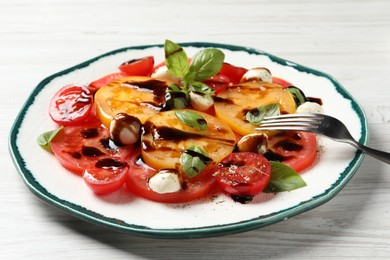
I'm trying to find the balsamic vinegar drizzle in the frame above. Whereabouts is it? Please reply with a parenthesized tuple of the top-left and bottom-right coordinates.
(95, 158, 125, 170)
(141, 121, 235, 152)
(80, 128, 99, 138)
(121, 79, 168, 108)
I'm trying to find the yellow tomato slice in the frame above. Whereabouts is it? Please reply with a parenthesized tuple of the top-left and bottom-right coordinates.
(141, 109, 236, 171)
(214, 81, 296, 136)
(94, 76, 169, 127)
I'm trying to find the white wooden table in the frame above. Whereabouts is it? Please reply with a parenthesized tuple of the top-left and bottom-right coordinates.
(1, 0, 390, 259)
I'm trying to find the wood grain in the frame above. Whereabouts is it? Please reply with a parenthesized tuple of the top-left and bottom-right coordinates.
(1, 0, 389, 259)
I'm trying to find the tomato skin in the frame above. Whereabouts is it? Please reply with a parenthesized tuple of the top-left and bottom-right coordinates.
(272, 76, 293, 88)
(51, 121, 133, 175)
(218, 63, 248, 84)
(125, 149, 217, 203)
(215, 152, 271, 196)
(88, 72, 128, 93)
(266, 131, 317, 173)
(152, 58, 191, 73)
(49, 84, 94, 126)
(119, 56, 154, 76)
(83, 158, 129, 195)
(203, 74, 230, 95)
(153, 60, 166, 71)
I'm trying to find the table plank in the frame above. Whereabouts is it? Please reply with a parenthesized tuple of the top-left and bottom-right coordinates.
(1, 0, 389, 259)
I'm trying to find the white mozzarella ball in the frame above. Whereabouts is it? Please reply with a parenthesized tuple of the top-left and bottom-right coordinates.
(296, 102, 324, 114)
(189, 91, 214, 111)
(241, 67, 272, 83)
(151, 66, 179, 84)
(148, 170, 182, 194)
(110, 113, 142, 145)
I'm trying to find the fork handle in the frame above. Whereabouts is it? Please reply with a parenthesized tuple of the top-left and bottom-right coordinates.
(348, 141, 390, 164)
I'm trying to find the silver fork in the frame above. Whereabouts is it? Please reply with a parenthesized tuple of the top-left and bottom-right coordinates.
(256, 113, 390, 164)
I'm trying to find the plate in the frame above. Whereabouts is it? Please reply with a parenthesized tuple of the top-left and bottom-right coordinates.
(9, 42, 367, 239)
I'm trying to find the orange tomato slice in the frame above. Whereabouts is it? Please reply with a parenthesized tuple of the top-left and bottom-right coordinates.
(94, 76, 170, 127)
(214, 81, 296, 136)
(141, 109, 236, 171)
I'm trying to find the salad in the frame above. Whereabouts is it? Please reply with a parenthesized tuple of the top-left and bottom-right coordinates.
(38, 40, 323, 204)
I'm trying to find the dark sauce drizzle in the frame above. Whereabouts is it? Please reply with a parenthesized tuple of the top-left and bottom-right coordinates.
(80, 128, 99, 138)
(95, 158, 125, 170)
(82, 146, 104, 157)
(122, 79, 168, 107)
(231, 195, 254, 204)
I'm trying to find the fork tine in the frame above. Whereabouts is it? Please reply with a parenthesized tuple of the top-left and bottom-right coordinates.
(255, 113, 323, 133)
(255, 126, 319, 132)
(263, 113, 323, 120)
(259, 118, 320, 126)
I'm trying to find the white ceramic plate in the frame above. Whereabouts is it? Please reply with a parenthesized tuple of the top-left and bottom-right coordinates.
(9, 42, 367, 239)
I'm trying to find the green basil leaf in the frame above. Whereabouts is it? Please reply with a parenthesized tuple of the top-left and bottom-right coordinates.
(246, 103, 280, 125)
(188, 81, 215, 95)
(287, 86, 308, 107)
(37, 126, 64, 152)
(263, 161, 307, 193)
(167, 83, 182, 92)
(164, 40, 189, 78)
(185, 48, 225, 82)
(173, 98, 187, 109)
(175, 110, 207, 131)
(164, 84, 189, 109)
(180, 145, 212, 178)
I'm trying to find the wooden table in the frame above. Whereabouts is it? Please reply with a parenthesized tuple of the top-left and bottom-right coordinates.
(2, 0, 390, 258)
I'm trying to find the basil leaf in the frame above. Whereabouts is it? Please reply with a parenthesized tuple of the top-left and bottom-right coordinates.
(173, 98, 187, 109)
(164, 84, 189, 109)
(175, 110, 207, 131)
(37, 126, 64, 152)
(164, 40, 189, 78)
(263, 161, 307, 193)
(180, 145, 212, 178)
(287, 86, 308, 107)
(185, 49, 225, 82)
(188, 81, 215, 95)
(246, 103, 280, 125)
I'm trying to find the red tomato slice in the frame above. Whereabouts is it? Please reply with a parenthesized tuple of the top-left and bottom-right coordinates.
(153, 60, 166, 71)
(152, 58, 191, 73)
(203, 74, 230, 95)
(125, 149, 217, 203)
(218, 63, 248, 84)
(119, 56, 154, 76)
(272, 76, 293, 88)
(49, 84, 94, 126)
(266, 131, 317, 173)
(215, 152, 271, 198)
(88, 72, 128, 93)
(51, 121, 133, 175)
(83, 157, 129, 195)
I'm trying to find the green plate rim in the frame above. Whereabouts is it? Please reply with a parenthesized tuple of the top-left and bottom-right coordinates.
(8, 42, 368, 239)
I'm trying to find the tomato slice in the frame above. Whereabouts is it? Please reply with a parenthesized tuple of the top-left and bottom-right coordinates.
(152, 58, 191, 73)
(49, 84, 94, 126)
(88, 72, 128, 93)
(119, 56, 154, 76)
(153, 60, 166, 71)
(215, 152, 271, 199)
(83, 157, 129, 195)
(265, 131, 317, 173)
(125, 149, 217, 203)
(51, 121, 133, 175)
(218, 62, 248, 84)
(272, 76, 293, 88)
(203, 74, 230, 95)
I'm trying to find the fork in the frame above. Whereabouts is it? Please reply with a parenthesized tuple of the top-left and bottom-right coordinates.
(256, 113, 390, 164)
